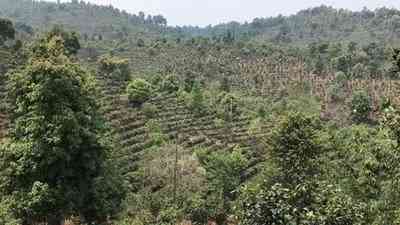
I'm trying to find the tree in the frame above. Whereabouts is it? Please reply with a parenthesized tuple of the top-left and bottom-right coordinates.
(0, 34, 123, 224)
(388, 48, 400, 79)
(188, 81, 204, 113)
(153, 15, 167, 26)
(160, 74, 180, 93)
(137, 38, 145, 47)
(216, 92, 241, 121)
(240, 183, 296, 225)
(271, 112, 323, 185)
(98, 55, 130, 81)
(45, 26, 80, 55)
(350, 90, 372, 123)
(239, 113, 364, 225)
(390, 15, 400, 36)
(328, 71, 348, 102)
(332, 54, 352, 74)
(126, 78, 153, 106)
(197, 148, 248, 224)
(0, 18, 15, 44)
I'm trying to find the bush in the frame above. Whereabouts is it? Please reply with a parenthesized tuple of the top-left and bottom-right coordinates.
(126, 79, 153, 106)
(188, 82, 204, 114)
(328, 71, 348, 102)
(145, 120, 167, 146)
(158, 206, 182, 225)
(196, 148, 248, 223)
(142, 103, 158, 118)
(183, 193, 209, 225)
(216, 92, 241, 120)
(160, 74, 180, 93)
(328, 83, 346, 102)
(137, 38, 145, 47)
(350, 90, 372, 123)
(98, 55, 130, 81)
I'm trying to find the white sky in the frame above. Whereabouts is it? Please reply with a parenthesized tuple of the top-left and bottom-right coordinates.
(53, 0, 400, 26)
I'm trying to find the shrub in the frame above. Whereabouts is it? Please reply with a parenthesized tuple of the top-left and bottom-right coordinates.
(126, 79, 153, 106)
(216, 92, 240, 120)
(142, 103, 158, 118)
(328, 83, 346, 102)
(137, 38, 145, 47)
(160, 74, 180, 93)
(328, 71, 348, 102)
(350, 90, 372, 123)
(183, 193, 209, 225)
(98, 55, 130, 81)
(145, 120, 167, 146)
(158, 206, 182, 225)
(196, 148, 248, 223)
(188, 82, 204, 114)
(379, 96, 392, 112)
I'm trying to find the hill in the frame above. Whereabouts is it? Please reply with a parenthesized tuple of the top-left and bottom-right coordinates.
(2, 2, 400, 225)
(179, 6, 400, 45)
(3, 1, 400, 46)
(0, 0, 173, 41)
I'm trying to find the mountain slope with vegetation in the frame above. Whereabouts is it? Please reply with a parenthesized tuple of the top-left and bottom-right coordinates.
(0, 0, 170, 41)
(3, 1, 400, 225)
(180, 5, 400, 45)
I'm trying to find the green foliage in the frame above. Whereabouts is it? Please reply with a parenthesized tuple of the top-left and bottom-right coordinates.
(0, 196, 20, 225)
(350, 90, 372, 123)
(4, 2, 400, 224)
(183, 193, 209, 225)
(389, 48, 400, 79)
(127, 78, 153, 105)
(216, 92, 241, 120)
(187, 81, 204, 114)
(328, 71, 347, 102)
(45, 26, 80, 55)
(0, 18, 15, 44)
(329, 124, 400, 224)
(137, 38, 145, 47)
(271, 112, 323, 185)
(145, 119, 167, 146)
(1, 34, 123, 223)
(239, 183, 297, 225)
(238, 112, 366, 225)
(142, 102, 158, 118)
(239, 181, 364, 225)
(160, 74, 180, 93)
(196, 148, 248, 223)
(98, 55, 130, 81)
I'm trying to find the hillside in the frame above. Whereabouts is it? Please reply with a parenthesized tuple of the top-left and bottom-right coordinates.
(180, 6, 400, 45)
(0, 0, 172, 41)
(3, 1, 400, 225)
(3, 1, 400, 46)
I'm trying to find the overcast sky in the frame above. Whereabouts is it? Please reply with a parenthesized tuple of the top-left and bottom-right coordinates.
(54, 0, 400, 26)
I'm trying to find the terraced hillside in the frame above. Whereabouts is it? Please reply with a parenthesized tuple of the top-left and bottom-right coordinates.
(87, 43, 400, 123)
(96, 68, 271, 194)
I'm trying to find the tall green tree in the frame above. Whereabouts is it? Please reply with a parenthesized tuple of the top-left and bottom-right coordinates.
(197, 148, 248, 224)
(350, 90, 372, 123)
(239, 112, 363, 225)
(45, 26, 80, 55)
(271, 112, 323, 185)
(0, 18, 15, 44)
(0, 33, 123, 224)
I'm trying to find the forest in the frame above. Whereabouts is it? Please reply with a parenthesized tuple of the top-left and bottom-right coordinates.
(2, 0, 400, 225)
